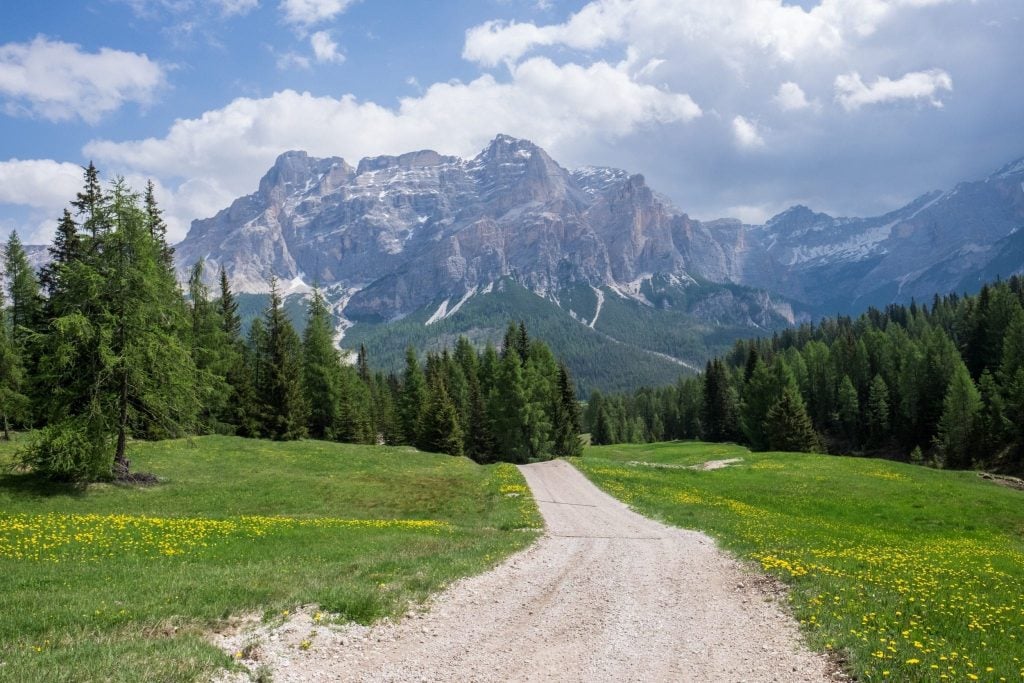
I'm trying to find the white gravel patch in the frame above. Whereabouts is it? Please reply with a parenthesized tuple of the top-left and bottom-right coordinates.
(212, 459, 839, 682)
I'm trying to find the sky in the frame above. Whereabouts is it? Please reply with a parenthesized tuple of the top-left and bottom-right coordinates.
(1, 0, 1022, 244)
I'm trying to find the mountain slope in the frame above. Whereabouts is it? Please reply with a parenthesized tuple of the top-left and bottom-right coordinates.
(173, 136, 1023, 390)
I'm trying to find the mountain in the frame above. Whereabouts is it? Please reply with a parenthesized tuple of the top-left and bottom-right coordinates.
(745, 158, 1024, 311)
(174, 137, 1023, 391)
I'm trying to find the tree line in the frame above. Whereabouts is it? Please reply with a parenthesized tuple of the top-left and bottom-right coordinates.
(586, 277, 1024, 473)
(0, 166, 582, 481)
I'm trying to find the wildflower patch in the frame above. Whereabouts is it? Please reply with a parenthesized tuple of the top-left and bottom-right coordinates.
(0, 513, 451, 562)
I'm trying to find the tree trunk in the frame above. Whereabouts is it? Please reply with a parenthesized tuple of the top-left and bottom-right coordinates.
(114, 367, 130, 478)
(113, 320, 130, 478)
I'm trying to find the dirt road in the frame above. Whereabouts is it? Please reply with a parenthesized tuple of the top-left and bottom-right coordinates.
(217, 459, 835, 682)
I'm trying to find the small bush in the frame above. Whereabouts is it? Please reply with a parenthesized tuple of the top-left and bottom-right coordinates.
(18, 418, 113, 481)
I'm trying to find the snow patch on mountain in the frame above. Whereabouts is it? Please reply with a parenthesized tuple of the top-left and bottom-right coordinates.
(589, 286, 604, 328)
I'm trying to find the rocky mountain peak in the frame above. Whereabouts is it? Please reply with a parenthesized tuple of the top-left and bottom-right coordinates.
(765, 205, 834, 232)
(992, 156, 1024, 180)
(355, 149, 458, 175)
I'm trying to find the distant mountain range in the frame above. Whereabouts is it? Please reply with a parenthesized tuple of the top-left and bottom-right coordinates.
(168, 135, 1023, 390)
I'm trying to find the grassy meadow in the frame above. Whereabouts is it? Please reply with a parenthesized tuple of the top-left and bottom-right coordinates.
(578, 442, 1024, 682)
(0, 435, 541, 682)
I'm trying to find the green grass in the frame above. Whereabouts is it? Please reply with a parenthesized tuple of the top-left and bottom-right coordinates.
(577, 442, 1024, 682)
(0, 435, 541, 682)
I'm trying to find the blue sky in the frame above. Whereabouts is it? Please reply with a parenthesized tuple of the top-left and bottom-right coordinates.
(1, 0, 1022, 243)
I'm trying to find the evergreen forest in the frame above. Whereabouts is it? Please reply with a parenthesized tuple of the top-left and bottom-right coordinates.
(586, 277, 1024, 473)
(0, 167, 582, 481)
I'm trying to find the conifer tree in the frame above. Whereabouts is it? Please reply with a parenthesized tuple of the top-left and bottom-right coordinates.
(418, 373, 464, 456)
(491, 350, 532, 462)
(218, 266, 241, 339)
(39, 210, 82, 298)
(400, 347, 427, 445)
(144, 180, 174, 269)
(257, 278, 307, 440)
(835, 374, 860, 442)
(935, 362, 982, 469)
(552, 363, 583, 457)
(302, 289, 343, 439)
(740, 359, 781, 450)
(867, 374, 891, 446)
(0, 308, 28, 439)
(4, 231, 43, 343)
(465, 372, 496, 461)
(764, 386, 821, 453)
(701, 359, 740, 442)
(29, 176, 197, 479)
(188, 259, 230, 434)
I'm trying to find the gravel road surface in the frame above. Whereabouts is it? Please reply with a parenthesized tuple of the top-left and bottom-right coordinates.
(216, 459, 836, 682)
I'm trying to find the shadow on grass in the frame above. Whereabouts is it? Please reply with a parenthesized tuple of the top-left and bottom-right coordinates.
(0, 470, 90, 499)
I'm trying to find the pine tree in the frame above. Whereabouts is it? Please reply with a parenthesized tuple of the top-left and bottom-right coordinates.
(29, 176, 197, 480)
(0, 308, 29, 439)
(465, 371, 497, 461)
(218, 266, 241, 339)
(490, 350, 531, 462)
(935, 361, 982, 469)
(976, 370, 1010, 460)
(866, 374, 891, 446)
(835, 374, 860, 442)
(418, 374, 464, 456)
(552, 363, 583, 457)
(188, 259, 230, 434)
(39, 210, 82, 298)
(144, 180, 174, 269)
(257, 278, 307, 440)
(764, 386, 821, 453)
(302, 289, 343, 439)
(740, 359, 781, 450)
(71, 162, 107, 238)
(400, 347, 427, 445)
(4, 231, 43, 343)
(701, 359, 740, 442)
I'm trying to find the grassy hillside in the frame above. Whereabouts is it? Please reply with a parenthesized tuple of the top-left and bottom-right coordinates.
(577, 442, 1024, 682)
(0, 436, 540, 682)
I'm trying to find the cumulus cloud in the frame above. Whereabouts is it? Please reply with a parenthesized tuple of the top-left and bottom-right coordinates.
(310, 31, 344, 63)
(0, 36, 165, 124)
(732, 115, 765, 149)
(461, 0, 962, 68)
(280, 0, 356, 27)
(775, 81, 812, 111)
(78, 57, 699, 239)
(834, 68, 953, 111)
(0, 159, 85, 210)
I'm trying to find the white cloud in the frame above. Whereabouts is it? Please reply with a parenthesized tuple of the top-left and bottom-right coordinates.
(80, 57, 700, 240)
(121, 0, 259, 17)
(463, 0, 966, 70)
(0, 36, 165, 124)
(732, 115, 765, 149)
(276, 51, 311, 70)
(280, 0, 356, 27)
(216, 0, 259, 16)
(0, 159, 84, 210)
(834, 68, 953, 110)
(775, 81, 812, 111)
(310, 31, 345, 63)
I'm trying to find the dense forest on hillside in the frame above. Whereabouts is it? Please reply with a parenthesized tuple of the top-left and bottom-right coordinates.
(0, 166, 581, 481)
(587, 276, 1024, 473)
